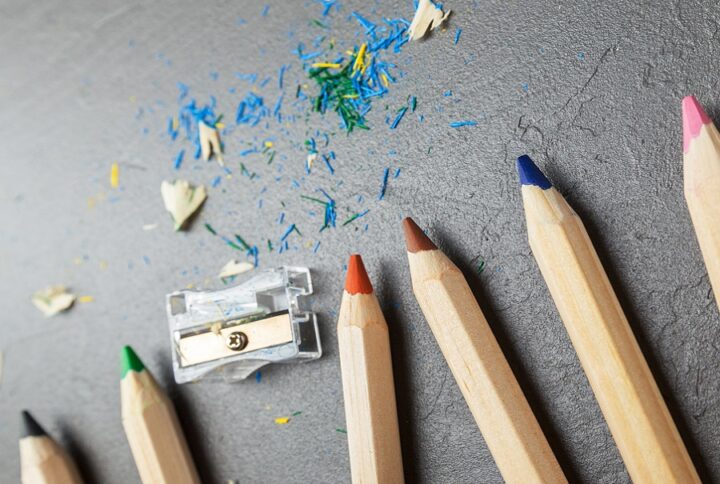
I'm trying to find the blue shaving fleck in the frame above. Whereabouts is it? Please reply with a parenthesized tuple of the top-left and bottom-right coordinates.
(390, 107, 408, 129)
(278, 64, 289, 89)
(173, 149, 185, 170)
(450, 120, 478, 128)
(454, 28, 462, 45)
(322, 154, 335, 175)
(378, 168, 390, 200)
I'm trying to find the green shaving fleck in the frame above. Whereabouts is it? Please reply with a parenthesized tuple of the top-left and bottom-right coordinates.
(234, 234, 251, 251)
(205, 223, 217, 235)
(311, 19, 329, 29)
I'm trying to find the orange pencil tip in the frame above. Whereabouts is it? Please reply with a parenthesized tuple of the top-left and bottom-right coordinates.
(402, 217, 437, 253)
(345, 254, 373, 295)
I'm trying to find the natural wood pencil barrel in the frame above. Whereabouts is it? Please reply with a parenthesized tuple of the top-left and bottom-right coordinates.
(517, 155, 700, 483)
(19, 411, 83, 484)
(337, 254, 404, 484)
(120, 346, 200, 484)
(402, 218, 567, 484)
(683, 95, 720, 312)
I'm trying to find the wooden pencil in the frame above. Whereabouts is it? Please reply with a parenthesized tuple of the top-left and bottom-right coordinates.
(517, 154, 700, 483)
(402, 218, 566, 484)
(19, 410, 83, 484)
(337, 254, 404, 484)
(683, 95, 720, 312)
(120, 345, 200, 484)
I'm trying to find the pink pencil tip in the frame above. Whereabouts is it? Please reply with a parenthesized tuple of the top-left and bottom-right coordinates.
(683, 95, 712, 153)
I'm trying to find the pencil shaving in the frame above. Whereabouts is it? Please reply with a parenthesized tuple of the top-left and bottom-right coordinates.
(408, 0, 450, 41)
(218, 260, 254, 279)
(198, 121, 224, 166)
(161, 180, 207, 230)
(32, 286, 76, 317)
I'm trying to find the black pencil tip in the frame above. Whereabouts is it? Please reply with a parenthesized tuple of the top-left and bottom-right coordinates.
(21, 410, 47, 438)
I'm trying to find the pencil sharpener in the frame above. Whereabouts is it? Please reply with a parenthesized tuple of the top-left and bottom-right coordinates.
(166, 266, 322, 383)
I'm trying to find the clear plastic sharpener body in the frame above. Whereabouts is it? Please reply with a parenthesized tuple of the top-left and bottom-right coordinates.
(166, 266, 321, 383)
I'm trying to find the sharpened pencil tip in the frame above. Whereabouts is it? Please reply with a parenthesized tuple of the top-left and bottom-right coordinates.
(517, 155, 552, 189)
(683, 95, 712, 153)
(345, 254, 373, 295)
(402, 217, 437, 253)
(121, 345, 145, 379)
(21, 410, 46, 439)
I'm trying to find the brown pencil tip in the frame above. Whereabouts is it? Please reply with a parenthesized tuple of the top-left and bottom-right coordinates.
(345, 254, 373, 295)
(402, 217, 437, 253)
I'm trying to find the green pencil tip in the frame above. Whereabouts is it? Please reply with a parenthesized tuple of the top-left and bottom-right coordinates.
(121, 345, 145, 378)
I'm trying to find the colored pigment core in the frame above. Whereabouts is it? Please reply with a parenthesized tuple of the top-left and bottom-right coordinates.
(121, 345, 145, 378)
(682, 95, 712, 153)
(517, 155, 552, 190)
(402, 218, 437, 253)
(20, 410, 47, 438)
(345, 254, 373, 295)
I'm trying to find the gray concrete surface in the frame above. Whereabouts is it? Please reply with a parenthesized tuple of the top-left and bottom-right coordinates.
(1, 0, 719, 482)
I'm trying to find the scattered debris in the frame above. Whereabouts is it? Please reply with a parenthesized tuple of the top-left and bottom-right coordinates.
(110, 162, 119, 188)
(160, 180, 207, 230)
(450, 120, 477, 128)
(408, 0, 450, 41)
(198, 121, 224, 166)
(275, 416, 291, 425)
(78, 295, 94, 303)
(218, 260, 254, 279)
(32, 286, 76, 317)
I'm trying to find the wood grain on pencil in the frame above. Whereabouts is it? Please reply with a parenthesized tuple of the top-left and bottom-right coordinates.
(402, 218, 566, 484)
(19, 410, 83, 484)
(120, 346, 200, 484)
(683, 95, 720, 312)
(337, 254, 404, 484)
(517, 155, 700, 483)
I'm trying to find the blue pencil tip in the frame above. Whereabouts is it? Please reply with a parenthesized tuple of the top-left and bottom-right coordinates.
(517, 155, 552, 189)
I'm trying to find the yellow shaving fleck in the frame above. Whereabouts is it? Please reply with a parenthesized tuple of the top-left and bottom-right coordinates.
(79, 296, 94, 303)
(264, 141, 273, 148)
(110, 162, 119, 188)
(343, 94, 359, 99)
(275, 417, 291, 425)
(311, 62, 342, 69)
(381, 74, 389, 87)
(172, 117, 179, 130)
(215, 122, 225, 129)
(353, 43, 367, 72)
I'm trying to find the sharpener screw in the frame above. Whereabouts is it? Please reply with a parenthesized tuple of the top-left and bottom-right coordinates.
(226, 331, 248, 351)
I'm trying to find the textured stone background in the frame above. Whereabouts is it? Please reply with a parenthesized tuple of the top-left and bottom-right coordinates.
(1, 0, 719, 482)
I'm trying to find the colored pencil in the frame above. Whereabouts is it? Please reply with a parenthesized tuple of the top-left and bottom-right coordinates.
(517, 155, 700, 483)
(120, 346, 200, 484)
(683, 95, 720, 311)
(337, 255, 404, 484)
(402, 218, 566, 484)
(19, 410, 83, 484)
